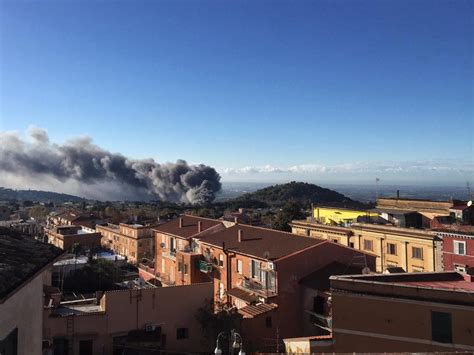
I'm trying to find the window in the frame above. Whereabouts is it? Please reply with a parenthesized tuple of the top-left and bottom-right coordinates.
(219, 254, 224, 267)
(161, 234, 166, 245)
(79, 339, 93, 355)
(161, 259, 165, 273)
(170, 238, 176, 252)
(431, 311, 452, 343)
(363, 239, 373, 251)
(178, 262, 183, 273)
(412, 247, 423, 260)
(387, 243, 397, 255)
(219, 282, 225, 300)
(176, 328, 189, 340)
(265, 316, 272, 328)
(454, 241, 466, 255)
(313, 296, 325, 314)
(349, 242, 355, 248)
(333, 239, 339, 243)
(250, 259, 259, 278)
(237, 259, 243, 274)
(0, 328, 18, 355)
(455, 264, 467, 273)
(184, 263, 188, 275)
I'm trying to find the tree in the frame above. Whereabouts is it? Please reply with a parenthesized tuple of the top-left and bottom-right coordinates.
(272, 200, 307, 232)
(28, 205, 49, 219)
(195, 300, 243, 350)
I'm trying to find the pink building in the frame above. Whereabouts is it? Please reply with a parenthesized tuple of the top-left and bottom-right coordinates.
(43, 282, 213, 354)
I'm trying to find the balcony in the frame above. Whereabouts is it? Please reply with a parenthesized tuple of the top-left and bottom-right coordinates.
(306, 310, 332, 332)
(161, 250, 176, 261)
(241, 277, 277, 298)
(199, 260, 212, 273)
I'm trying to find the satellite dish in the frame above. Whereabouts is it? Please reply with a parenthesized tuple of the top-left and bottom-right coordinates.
(263, 251, 270, 259)
(160, 243, 165, 248)
(362, 267, 371, 275)
(468, 201, 473, 207)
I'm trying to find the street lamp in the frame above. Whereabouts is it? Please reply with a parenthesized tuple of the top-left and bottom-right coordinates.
(214, 330, 245, 355)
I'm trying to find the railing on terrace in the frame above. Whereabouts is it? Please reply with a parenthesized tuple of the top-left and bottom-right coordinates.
(241, 277, 277, 297)
(139, 263, 156, 275)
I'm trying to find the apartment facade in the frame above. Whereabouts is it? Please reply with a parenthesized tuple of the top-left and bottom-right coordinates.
(43, 282, 213, 354)
(328, 272, 474, 352)
(96, 223, 155, 264)
(436, 227, 474, 273)
(291, 220, 441, 273)
(45, 225, 102, 250)
(196, 224, 377, 351)
(153, 215, 225, 286)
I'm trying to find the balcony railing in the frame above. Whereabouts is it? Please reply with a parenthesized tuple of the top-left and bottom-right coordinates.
(161, 250, 176, 260)
(241, 277, 277, 298)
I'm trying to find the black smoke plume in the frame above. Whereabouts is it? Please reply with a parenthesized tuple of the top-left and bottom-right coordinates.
(0, 127, 221, 204)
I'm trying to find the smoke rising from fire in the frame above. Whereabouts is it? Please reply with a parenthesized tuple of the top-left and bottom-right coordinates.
(0, 127, 221, 204)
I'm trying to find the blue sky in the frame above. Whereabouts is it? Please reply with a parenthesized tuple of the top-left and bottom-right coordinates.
(1, 0, 472, 186)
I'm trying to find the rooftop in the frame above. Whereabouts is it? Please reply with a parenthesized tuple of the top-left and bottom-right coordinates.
(199, 224, 324, 260)
(331, 272, 474, 306)
(0, 227, 62, 300)
(299, 261, 364, 291)
(153, 215, 223, 239)
(239, 302, 278, 318)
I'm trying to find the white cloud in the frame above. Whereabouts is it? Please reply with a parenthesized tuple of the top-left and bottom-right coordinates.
(219, 160, 474, 181)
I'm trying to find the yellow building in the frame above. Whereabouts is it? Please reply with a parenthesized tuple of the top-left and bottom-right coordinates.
(290, 220, 442, 273)
(312, 207, 378, 226)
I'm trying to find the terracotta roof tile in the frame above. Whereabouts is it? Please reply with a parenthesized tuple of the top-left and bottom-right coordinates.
(199, 224, 324, 260)
(153, 215, 223, 239)
(239, 303, 277, 318)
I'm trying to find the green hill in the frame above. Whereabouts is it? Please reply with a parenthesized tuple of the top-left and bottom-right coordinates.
(0, 187, 85, 204)
(227, 181, 370, 209)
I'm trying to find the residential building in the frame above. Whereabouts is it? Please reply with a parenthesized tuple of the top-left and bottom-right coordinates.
(45, 225, 102, 250)
(196, 224, 377, 351)
(449, 204, 474, 225)
(375, 196, 454, 228)
(290, 220, 441, 272)
(0, 227, 62, 355)
(43, 282, 213, 354)
(0, 205, 11, 220)
(327, 272, 474, 352)
(154, 215, 225, 286)
(435, 225, 474, 273)
(311, 206, 378, 226)
(47, 211, 101, 229)
(96, 223, 156, 264)
(222, 208, 251, 224)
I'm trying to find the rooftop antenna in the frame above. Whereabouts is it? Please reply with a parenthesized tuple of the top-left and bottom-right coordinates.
(467, 181, 472, 201)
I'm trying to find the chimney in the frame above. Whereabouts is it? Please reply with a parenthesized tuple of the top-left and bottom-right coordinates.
(238, 229, 243, 242)
(179, 218, 183, 228)
(198, 221, 202, 233)
(234, 217, 238, 224)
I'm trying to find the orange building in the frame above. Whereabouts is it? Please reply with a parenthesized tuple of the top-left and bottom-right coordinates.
(196, 224, 377, 352)
(96, 223, 155, 264)
(45, 225, 102, 250)
(153, 215, 225, 286)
